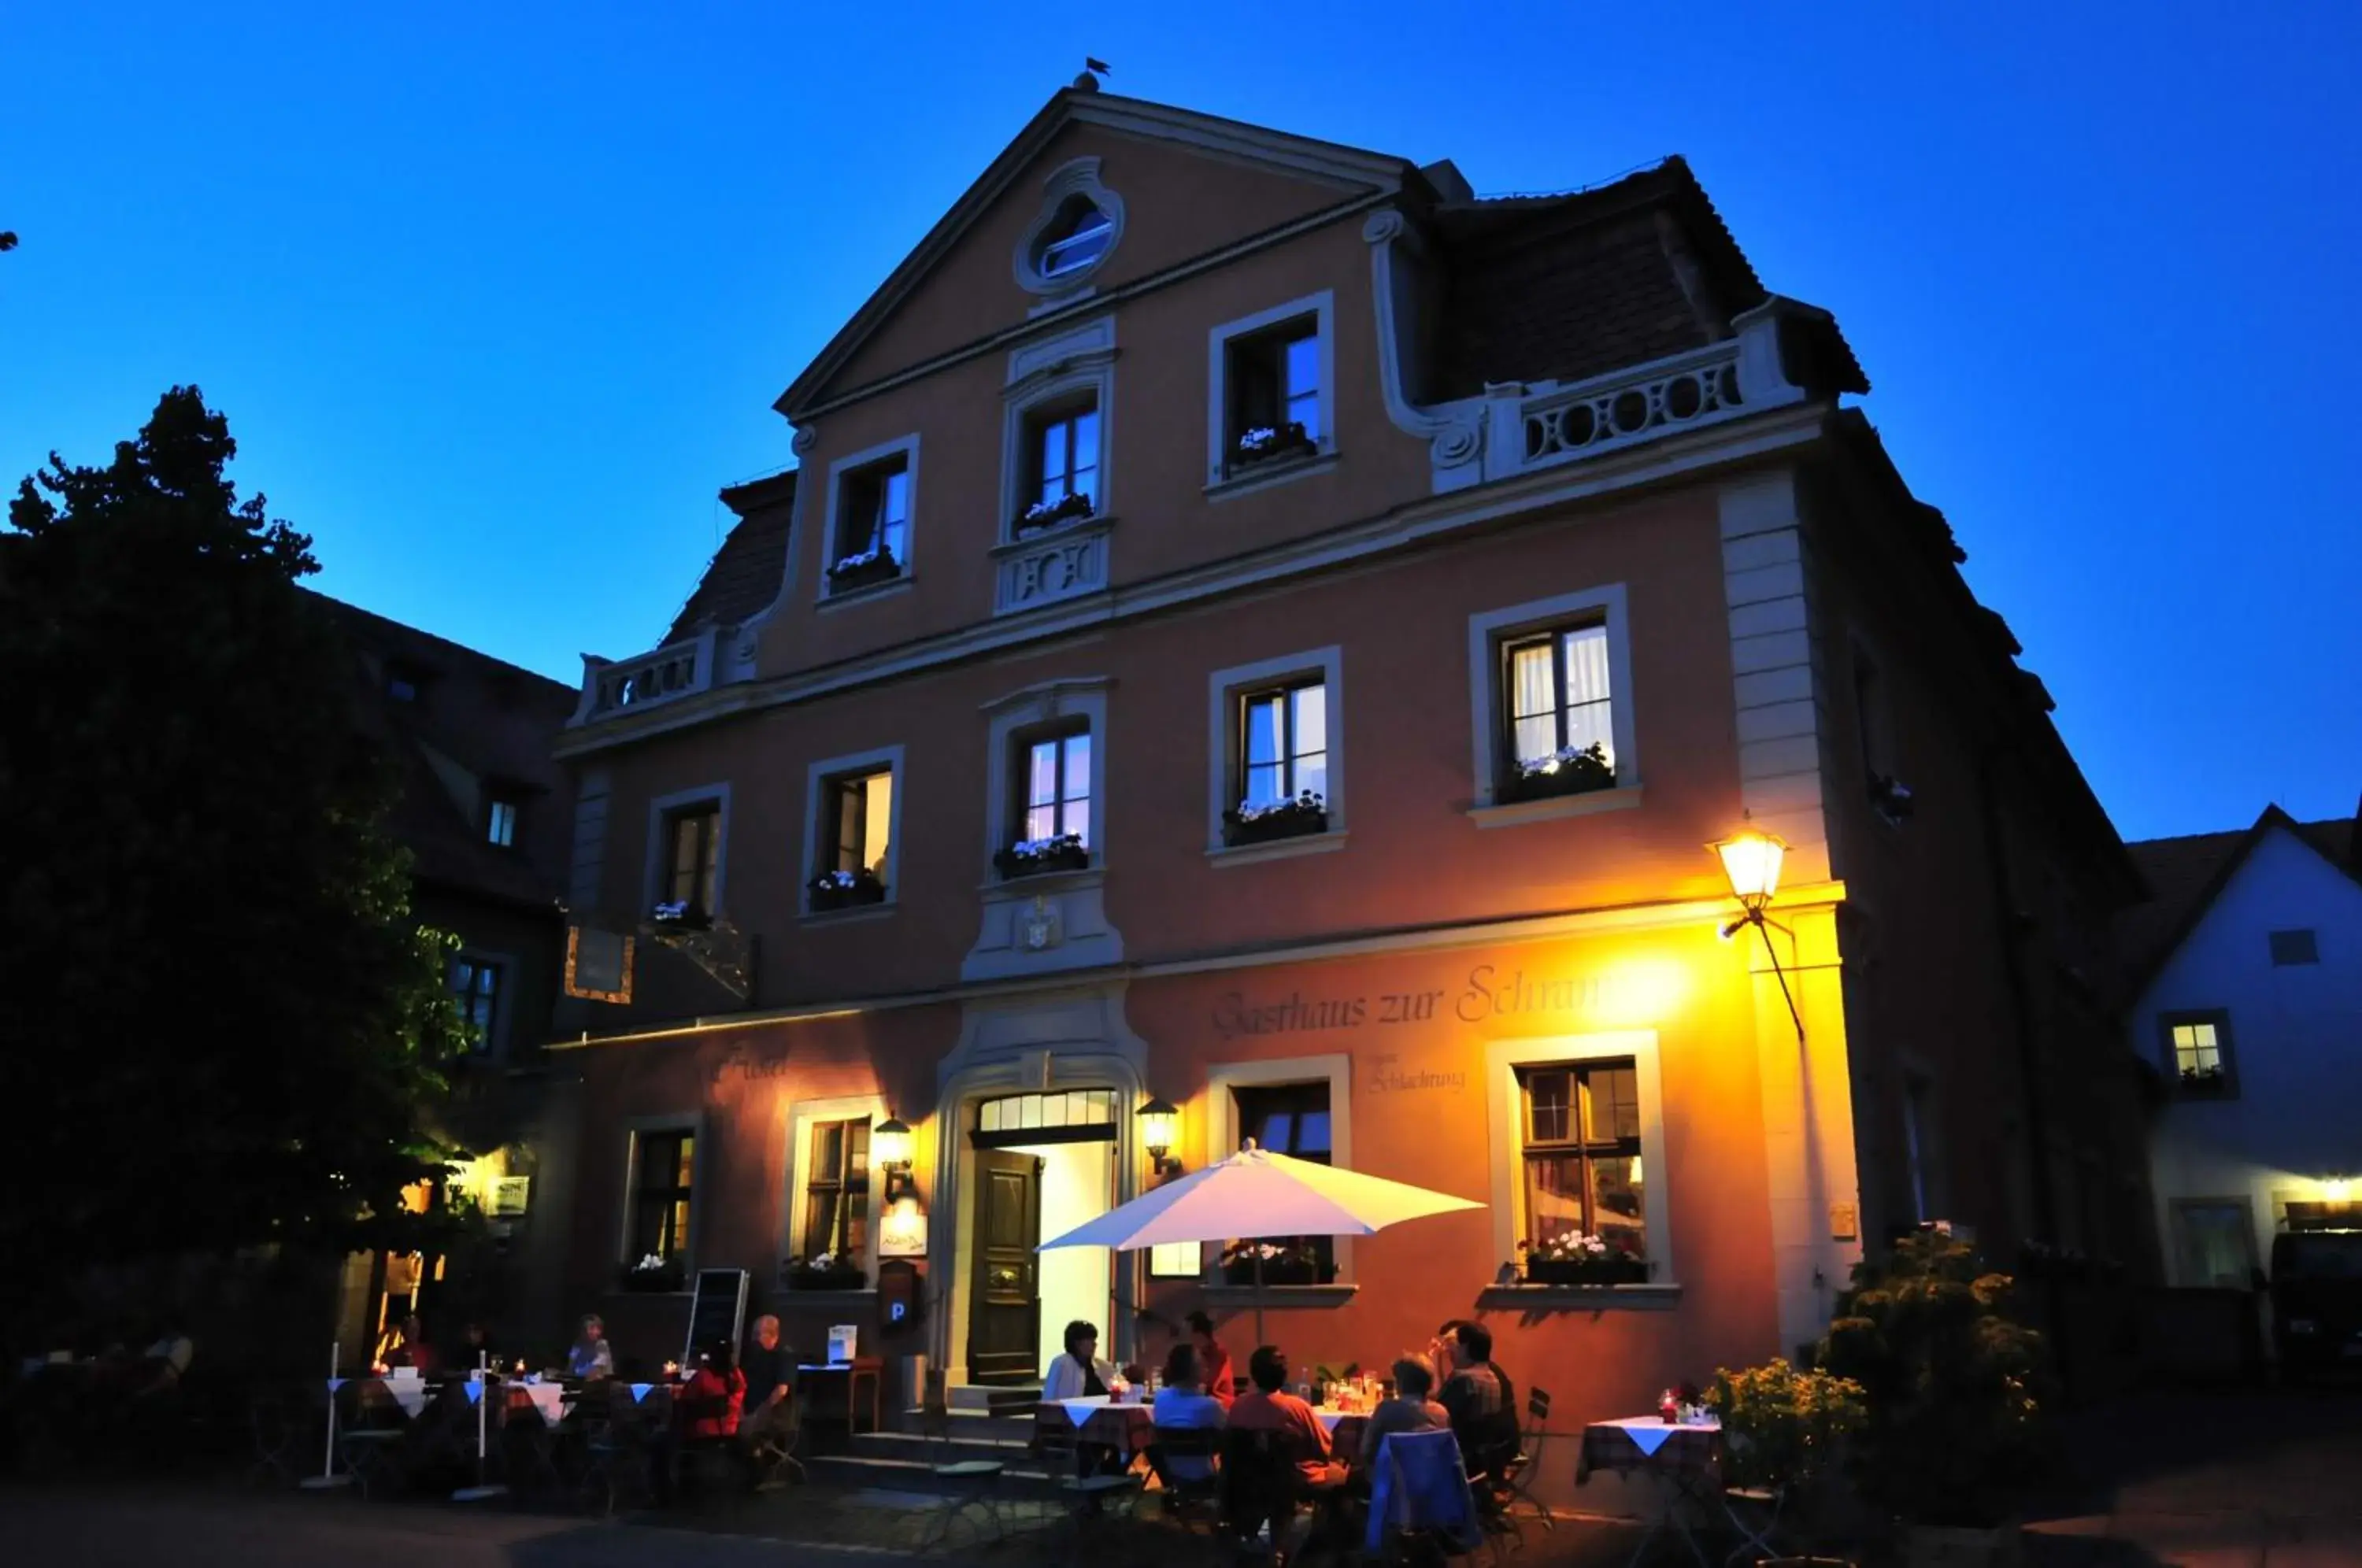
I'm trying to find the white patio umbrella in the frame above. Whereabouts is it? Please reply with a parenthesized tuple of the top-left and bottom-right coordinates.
(1039, 1141, 1483, 1342)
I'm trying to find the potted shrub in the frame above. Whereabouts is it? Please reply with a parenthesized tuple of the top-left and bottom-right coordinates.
(1220, 1240, 1334, 1287)
(1223, 790, 1327, 847)
(826, 542, 901, 594)
(809, 867, 887, 912)
(617, 1254, 686, 1293)
(783, 1251, 868, 1292)
(1520, 1231, 1650, 1285)
(1816, 1228, 2052, 1567)
(1232, 421, 1316, 468)
(994, 832, 1089, 880)
(1709, 1359, 1868, 1559)
(1013, 490, 1094, 538)
(1497, 741, 1615, 804)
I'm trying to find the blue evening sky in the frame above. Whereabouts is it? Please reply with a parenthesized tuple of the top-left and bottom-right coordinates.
(6, 3, 2356, 841)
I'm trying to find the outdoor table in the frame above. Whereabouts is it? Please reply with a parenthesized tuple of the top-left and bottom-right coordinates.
(1042, 1395, 1158, 1459)
(796, 1358, 883, 1433)
(1575, 1415, 1723, 1567)
(1312, 1407, 1370, 1459)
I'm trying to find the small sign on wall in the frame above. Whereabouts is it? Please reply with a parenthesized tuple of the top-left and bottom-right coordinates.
(1828, 1202, 1859, 1242)
(488, 1176, 531, 1218)
(879, 1200, 928, 1259)
(565, 926, 635, 1003)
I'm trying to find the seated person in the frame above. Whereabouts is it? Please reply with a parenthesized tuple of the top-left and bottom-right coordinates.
(1040, 1318, 1116, 1401)
(1186, 1310, 1237, 1407)
(456, 1321, 501, 1374)
(379, 1314, 436, 1376)
(1358, 1352, 1450, 1469)
(1436, 1322, 1518, 1482)
(742, 1314, 794, 1431)
(680, 1341, 746, 1440)
(568, 1314, 615, 1380)
(1149, 1342, 1226, 1486)
(1227, 1345, 1342, 1487)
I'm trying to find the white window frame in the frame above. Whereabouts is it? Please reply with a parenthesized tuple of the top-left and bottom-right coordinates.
(819, 434, 921, 601)
(1206, 290, 1337, 494)
(1465, 584, 1641, 821)
(618, 1111, 707, 1277)
(1205, 646, 1346, 860)
(642, 782, 732, 919)
(1001, 319, 1116, 544)
(1012, 157, 1127, 301)
(1483, 1030, 1674, 1282)
(781, 1093, 888, 1289)
(981, 680, 1110, 875)
(1206, 1055, 1356, 1284)
(799, 745, 905, 918)
(449, 947, 516, 1056)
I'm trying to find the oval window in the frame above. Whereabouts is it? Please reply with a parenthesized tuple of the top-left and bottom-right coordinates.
(1036, 198, 1113, 279)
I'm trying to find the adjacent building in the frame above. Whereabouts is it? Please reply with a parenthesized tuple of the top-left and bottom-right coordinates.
(544, 83, 2152, 1488)
(2120, 804, 2362, 1289)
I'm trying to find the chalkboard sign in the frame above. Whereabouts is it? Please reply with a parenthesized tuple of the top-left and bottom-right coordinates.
(682, 1268, 750, 1366)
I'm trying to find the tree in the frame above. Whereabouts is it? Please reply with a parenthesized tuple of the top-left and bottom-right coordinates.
(0, 387, 471, 1312)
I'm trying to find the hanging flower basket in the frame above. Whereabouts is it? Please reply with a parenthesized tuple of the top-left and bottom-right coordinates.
(616, 1255, 686, 1293)
(1013, 491, 1095, 538)
(1498, 742, 1615, 804)
(809, 868, 887, 912)
(994, 833, 1089, 880)
(826, 544, 902, 594)
(1232, 421, 1317, 469)
(1224, 790, 1327, 847)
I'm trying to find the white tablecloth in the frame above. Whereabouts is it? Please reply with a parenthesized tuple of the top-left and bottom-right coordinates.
(1599, 1415, 1719, 1456)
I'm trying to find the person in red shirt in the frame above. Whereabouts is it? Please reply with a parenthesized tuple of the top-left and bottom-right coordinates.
(1225, 1344, 1341, 1485)
(679, 1340, 746, 1440)
(1186, 1311, 1236, 1407)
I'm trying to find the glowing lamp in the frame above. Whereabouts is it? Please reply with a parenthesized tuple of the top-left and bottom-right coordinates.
(1136, 1095, 1181, 1177)
(872, 1117, 913, 1171)
(1712, 830, 1787, 916)
(2327, 1176, 2353, 1203)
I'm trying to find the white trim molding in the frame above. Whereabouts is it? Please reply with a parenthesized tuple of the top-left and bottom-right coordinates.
(1204, 645, 1346, 852)
(1205, 289, 1338, 491)
(642, 782, 733, 921)
(1719, 470, 1832, 883)
(819, 433, 922, 602)
(1207, 1053, 1357, 1283)
(966, 678, 1122, 982)
(799, 744, 906, 918)
(1362, 210, 1486, 493)
(997, 317, 1119, 615)
(1465, 584, 1638, 811)
(1013, 157, 1127, 303)
(1482, 1030, 1674, 1284)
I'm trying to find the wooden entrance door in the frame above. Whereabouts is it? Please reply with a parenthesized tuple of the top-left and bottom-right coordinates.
(967, 1150, 1042, 1384)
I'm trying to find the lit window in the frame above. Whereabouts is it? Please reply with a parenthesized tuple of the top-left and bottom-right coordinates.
(664, 804, 721, 918)
(801, 1119, 872, 1263)
(487, 797, 520, 847)
(824, 769, 893, 882)
(1238, 679, 1327, 809)
(1227, 320, 1322, 464)
(1517, 1062, 1646, 1260)
(831, 457, 911, 582)
(628, 1130, 695, 1263)
(2172, 1021, 2222, 1078)
(450, 957, 502, 1054)
(1037, 200, 1113, 278)
(1498, 622, 1616, 797)
(1027, 401, 1100, 515)
(1020, 727, 1091, 847)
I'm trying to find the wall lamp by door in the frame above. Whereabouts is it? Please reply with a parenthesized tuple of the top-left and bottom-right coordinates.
(1136, 1096, 1182, 1178)
(873, 1115, 916, 1201)
(1711, 829, 1804, 1041)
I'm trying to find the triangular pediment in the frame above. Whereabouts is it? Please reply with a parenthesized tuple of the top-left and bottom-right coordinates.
(779, 88, 1419, 415)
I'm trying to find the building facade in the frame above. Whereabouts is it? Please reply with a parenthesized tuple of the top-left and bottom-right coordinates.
(546, 84, 2149, 1481)
(2121, 805, 2362, 1290)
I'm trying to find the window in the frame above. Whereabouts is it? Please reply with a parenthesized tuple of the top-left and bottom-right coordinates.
(1019, 726, 1092, 846)
(1231, 1082, 1335, 1280)
(2173, 1200, 2256, 1289)
(664, 804, 721, 917)
(2164, 1011, 2236, 1095)
(823, 768, 894, 882)
(1026, 399, 1101, 516)
(802, 1119, 872, 1263)
(1516, 1062, 1645, 1259)
(834, 457, 911, 573)
(2270, 928, 2320, 966)
(1206, 292, 1335, 490)
(1038, 198, 1113, 279)
(1237, 679, 1327, 808)
(1228, 319, 1322, 449)
(387, 668, 420, 702)
(628, 1129, 695, 1263)
(1501, 622, 1615, 778)
(487, 797, 520, 848)
(449, 957, 502, 1054)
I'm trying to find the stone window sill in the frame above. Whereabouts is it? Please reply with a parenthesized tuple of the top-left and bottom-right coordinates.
(1467, 783, 1645, 829)
(817, 575, 915, 612)
(993, 513, 1116, 556)
(1207, 831, 1347, 869)
(798, 903, 897, 927)
(1200, 1283, 1358, 1307)
(1205, 450, 1339, 502)
(975, 864, 1105, 896)
(1475, 1282, 1682, 1310)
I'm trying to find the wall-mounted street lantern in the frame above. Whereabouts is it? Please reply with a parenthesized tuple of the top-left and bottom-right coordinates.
(874, 1115, 916, 1201)
(1710, 829, 1803, 1041)
(1136, 1095, 1182, 1178)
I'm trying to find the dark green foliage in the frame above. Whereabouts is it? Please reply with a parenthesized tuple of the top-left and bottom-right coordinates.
(0, 387, 471, 1303)
(1816, 1229, 2053, 1528)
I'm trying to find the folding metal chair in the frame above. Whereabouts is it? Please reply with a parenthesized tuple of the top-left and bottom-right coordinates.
(245, 1389, 302, 1487)
(916, 1368, 1008, 1552)
(1501, 1385, 1553, 1529)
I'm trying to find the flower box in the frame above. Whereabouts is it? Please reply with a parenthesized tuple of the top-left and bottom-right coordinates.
(1497, 743, 1615, 804)
(1221, 1256, 1335, 1287)
(1524, 1256, 1649, 1286)
(2179, 1066, 2230, 1096)
(809, 869, 887, 912)
(649, 900, 712, 934)
(785, 1266, 869, 1292)
(826, 546, 902, 594)
(616, 1258, 685, 1293)
(994, 834, 1089, 880)
(1232, 421, 1318, 469)
(1013, 491, 1095, 538)
(1223, 791, 1327, 847)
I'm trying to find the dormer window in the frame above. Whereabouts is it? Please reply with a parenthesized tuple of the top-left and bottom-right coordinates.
(1037, 199, 1113, 279)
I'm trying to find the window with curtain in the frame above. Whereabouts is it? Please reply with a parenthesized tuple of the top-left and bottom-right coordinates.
(1517, 1062, 1645, 1259)
(802, 1118, 872, 1263)
(823, 768, 894, 881)
(1027, 399, 1100, 512)
(628, 1129, 695, 1262)
(1236, 678, 1327, 808)
(1501, 622, 1615, 772)
(1018, 725, 1091, 845)
(1228, 1082, 1335, 1280)
(835, 457, 911, 569)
